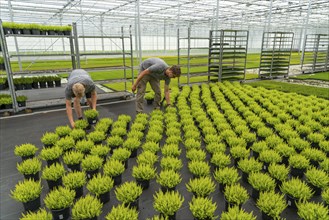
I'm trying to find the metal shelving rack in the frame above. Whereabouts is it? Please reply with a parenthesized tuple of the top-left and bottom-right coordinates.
(74, 25, 134, 95)
(301, 34, 329, 73)
(177, 27, 209, 87)
(259, 32, 294, 78)
(208, 30, 248, 82)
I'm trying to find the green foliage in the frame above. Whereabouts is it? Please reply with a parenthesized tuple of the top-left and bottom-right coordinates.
(305, 167, 329, 188)
(87, 173, 114, 196)
(153, 190, 184, 217)
(44, 186, 75, 210)
(213, 167, 240, 186)
(257, 191, 287, 218)
(107, 135, 124, 147)
(84, 109, 99, 119)
(115, 181, 143, 204)
(62, 171, 86, 189)
(11, 179, 42, 203)
(301, 148, 326, 162)
(268, 163, 290, 182)
(55, 125, 71, 137)
(297, 201, 329, 220)
(123, 138, 141, 151)
(74, 119, 89, 130)
(186, 149, 206, 161)
(56, 136, 75, 151)
(132, 164, 156, 181)
(145, 91, 155, 100)
(230, 146, 250, 160)
(259, 149, 282, 164)
(280, 178, 314, 200)
(72, 195, 103, 219)
(238, 157, 263, 174)
(110, 127, 127, 137)
(146, 131, 162, 143)
(103, 159, 125, 177)
(111, 148, 131, 162)
(184, 138, 201, 151)
(221, 207, 256, 220)
(189, 197, 217, 220)
(205, 142, 226, 154)
(186, 176, 216, 197)
(81, 155, 103, 171)
(156, 170, 182, 189)
(14, 143, 38, 157)
(105, 204, 139, 220)
(251, 141, 268, 153)
(274, 144, 296, 158)
(211, 152, 231, 168)
(224, 184, 249, 206)
(127, 130, 144, 140)
(322, 188, 329, 205)
(41, 163, 65, 181)
(87, 131, 106, 143)
(288, 138, 311, 152)
(188, 161, 210, 177)
(40, 132, 58, 146)
(160, 157, 183, 171)
(75, 139, 94, 153)
(39, 146, 62, 161)
(16, 95, 28, 102)
(161, 144, 181, 157)
(137, 151, 158, 166)
(17, 157, 42, 175)
(63, 150, 84, 165)
(90, 144, 110, 157)
(289, 154, 310, 169)
(248, 172, 276, 191)
(70, 128, 86, 141)
(320, 158, 329, 173)
(20, 208, 52, 220)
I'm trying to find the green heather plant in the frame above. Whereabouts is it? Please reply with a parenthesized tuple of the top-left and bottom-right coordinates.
(56, 136, 75, 151)
(115, 181, 143, 204)
(319, 140, 329, 154)
(107, 135, 124, 148)
(103, 159, 125, 177)
(274, 144, 296, 158)
(55, 125, 71, 137)
(84, 109, 99, 119)
(205, 142, 226, 155)
(130, 123, 146, 132)
(39, 146, 62, 161)
(301, 148, 326, 163)
(81, 155, 103, 171)
(186, 149, 206, 161)
(117, 114, 132, 123)
(63, 150, 84, 165)
(297, 201, 329, 220)
(289, 154, 310, 169)
(41, 132, 58, 147)
(111, 148, 131, 162)
(280, 178, 314, 201)
(238, 157, 263, 174)
(188, 161, 210, 178)
(153, 190, 184, 218)
(41, 163, 65, 181)
(186, 176, 216, 197)
(90, 145, 110, 158)
(248, 172, 275, 192)
(257, 191, 287, 219)
(17, 157, 42, 175)
(189, 197, 217, 220)
(251, 141, 268, 154)
(146, 131, 162, 143)
(14, 143, 38, 157)
(211, 152, 231, 168)
(62, 171, 86, 190)
(156, 170, 182, 189)
(224, 184, 249, 206)
(74, 119, 89, 130)
(221, 207, 256, 220)
(259, 149, 282, 164)
(94, 123, 110, 134)
(320, 158, 329, 173)
(166, 127, 181, 137)
(322, 188, 329, 205)
(44, 186, 75, 210)
(184, 138, 202, 151)
(288, 137, 310, 152)
(257, 126, 273, 139)
(105, 204, 139, 220)
(123, 138, 141, 151)
(160, 157, 183, 171)
(230, 146, 250, 161)
(204, 134, 222, 145)
(70, 128, 86, 141)
(127, 130, 144, 140)
(71, 195, 103, 219)
(132, 164, 157, 181)
(213, 167, 240, 186)
(305, 167, 329, 189)
(75, 139, 94, 154)
(20, 208, 52, 220)
(265, 135, 284, 149)
(110, 127, 127, 137)
(137, 151, 158, 165)
(268, 163, 290, 183)
(87, 173, 114, 196)
(161, 144, 181, 157)
(87, 131, 106, 144)
(11, 179, 42, 203)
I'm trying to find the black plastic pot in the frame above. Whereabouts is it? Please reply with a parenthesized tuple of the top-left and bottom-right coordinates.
(99, 191, 110, 204)
(39, 81, 47, 88)
(286, 194, 297, 209)
(47, 158, 60, 166)
(146, 99, 154, 105)
(23, 196, 41, 212)
(251, 188, 260, 200)
(13, 29, 22, 34)
(22, 29, 32, 35)
(47, 81, 54, 88)
(262, 212, 273, 220)
(32, 82, 39, 89)
(23, 172, 39, 181)
(160, 212, 176, 220)
(127, 198, 139, 210)
(3, 28, 13, 35)
(86, 169, 99, 180)
(130, 149, 137, 158)
(113, 174, 122, 185)
(136, 179, 150, 190)
(21, 155, 34, 161)
(75, 186, 84, 199)
(224, 198, 241, 212)
(290, 167, 305, 178)
(31, 29, 41, 35)
(18, 101, 26, 107)
(47, 178, 62, 190)
(87, 117, 98, 125)
(67, 163, 81, 172)
(161, 186, 175, 192)
(55, 80, 61, 87)
(51, 207, 70, 220)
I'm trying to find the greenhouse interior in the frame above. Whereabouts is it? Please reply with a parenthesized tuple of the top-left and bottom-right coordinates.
(0, 0, 329, 219)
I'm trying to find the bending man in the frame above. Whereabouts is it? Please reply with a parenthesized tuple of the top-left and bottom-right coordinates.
(132, 57, 181, 113)
(65, 69, 97, 128)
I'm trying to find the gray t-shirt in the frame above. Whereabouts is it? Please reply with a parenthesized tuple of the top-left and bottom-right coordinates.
(140, 58, 170, 85)
(65, 69, 95, 100)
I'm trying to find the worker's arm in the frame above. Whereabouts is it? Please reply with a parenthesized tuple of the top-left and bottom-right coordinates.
(132, 69, 151, 92)
(66, 99, 75, 128)
(90, 90, 97, 110)
(164, 83, 170, 106)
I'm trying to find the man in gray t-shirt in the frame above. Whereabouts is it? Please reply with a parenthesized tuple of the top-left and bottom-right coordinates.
(65, 69, 97, 128)
(132, 58, 181, 113)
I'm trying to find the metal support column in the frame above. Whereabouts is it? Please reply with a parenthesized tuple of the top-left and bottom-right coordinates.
(121, 27, 127, 92)
(300, 0, 313, 64)
(136, 0, 142, 64)
(129, 25, 134, 84)
(101, 15, 104, 52)
(73, 23, 81, 69)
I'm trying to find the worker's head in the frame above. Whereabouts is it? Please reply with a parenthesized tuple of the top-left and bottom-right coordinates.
(166, 65, 181, 78)
(72, 83, 85, 98)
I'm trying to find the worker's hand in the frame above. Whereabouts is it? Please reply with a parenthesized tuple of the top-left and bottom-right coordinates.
(132, 84, 137, 93)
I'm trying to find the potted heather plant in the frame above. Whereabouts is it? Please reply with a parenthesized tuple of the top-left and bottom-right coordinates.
(213, 167, 240, 192)
(259, 149, 282, 172)
(145, 91, 155, 104)
(230, 146, 250, 165)
(107, 135, 124, 152)
(223, 184, 249, 211)
(156, 170, 182, 192)
(160, 157, 183, 171)
(71, 195, 103, 220)
(62, 171, 86, 199)
(81, 155, 103, 179)
(70, 128, 86, 142)
(10, 179, 42, 212)
(111, 148, 131, 169)
(297, 201, 329, 220)
(87, 131, 106, 145)
(248, 172, 276, 200)
(186, 176, 216, 197)
(137, 150, 158, 166)
(44, 186, 75, 220)
(105, 204, 139, 220)
(84, 109, 99, 125)
(41, 132, 58, 147)
(210, 152, 231, 169)
(153, 190, 184, 219)
(221, 207, 256, 220)
(75, 139, 94, 154)
(322, 188, 329, 207)
(141, 141, 160, 154)
(17, 157, 42, 181)
(123, 138, 141, 158)
(305, 167, 329, 196)
(39, 146, 63, 166)
(103, 159, 125, 185)
(188, 160, 211, 178)
(74, 119, 89, 130)
(90, 144, 110, 162)
(237, 157, 263, 183)
(268, 163, 290, 187)
(115, 181, 143, 209)
(301, 147, 326, 167)
(257, 191, 287, 220)
(42, 163, 65, 190)
(186, 149, 206, 162)
(14, 143, 38, 161)
(161, 144, 181, 157)
(55, 125, 71, 138)
(62, 150, 84, 171)
(132, 164, 156, 190)
(189, 197, 217, 220)
(20, 208, 52, 220)
(289, 154, 310, 178)
(56, 136, 75, 152)
(87, 173, 114, 204)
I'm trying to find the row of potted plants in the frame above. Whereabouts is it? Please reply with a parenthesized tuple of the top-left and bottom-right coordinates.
(2, 21, 72, 35)
(0, 94, 27, 109)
